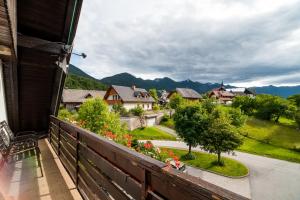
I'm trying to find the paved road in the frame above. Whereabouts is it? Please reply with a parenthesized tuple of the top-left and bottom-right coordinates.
(150, 140, 300, 200)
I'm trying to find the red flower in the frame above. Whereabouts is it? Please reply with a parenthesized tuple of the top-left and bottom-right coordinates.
(144, 142, 153, 149)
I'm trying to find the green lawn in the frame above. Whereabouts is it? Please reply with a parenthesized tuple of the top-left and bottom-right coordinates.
(241, 118, 300, 150)
(131, 127, 177, 140)
(161, 148, 248, 177)
(238, 137, 300, 163)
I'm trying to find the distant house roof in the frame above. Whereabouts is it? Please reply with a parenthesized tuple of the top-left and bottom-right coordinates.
(176, 88, 202, 99)
(226, 88, 256, 95)
(62, 89, 106, 103)
(106, 85, 155, 103)
(172, 88, 202, 99)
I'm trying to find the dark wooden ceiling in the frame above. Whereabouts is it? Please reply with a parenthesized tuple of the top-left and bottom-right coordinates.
(3, 0, 83, 133)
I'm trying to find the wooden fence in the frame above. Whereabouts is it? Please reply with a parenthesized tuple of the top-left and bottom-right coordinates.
(49, 116, 249, 200)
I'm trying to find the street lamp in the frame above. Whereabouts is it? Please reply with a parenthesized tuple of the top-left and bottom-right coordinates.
(72, 52, 87, 58)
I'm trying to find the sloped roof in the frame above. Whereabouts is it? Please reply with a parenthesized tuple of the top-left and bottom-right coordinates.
(176, 88, 202, 99)
(111, 85, 155, 103)
(62, 89, 106, 103)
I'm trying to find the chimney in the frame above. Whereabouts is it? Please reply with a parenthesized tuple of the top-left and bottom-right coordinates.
(131, 85, 136, 90)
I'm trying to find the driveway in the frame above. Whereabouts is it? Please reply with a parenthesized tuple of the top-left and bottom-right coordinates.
(150, 140, 300, 200)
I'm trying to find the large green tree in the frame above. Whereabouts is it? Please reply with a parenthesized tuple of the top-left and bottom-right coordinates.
(169, 93, 184, 110)
(201, 111, 243, 165)
(232, 96, 256, 115)
(255, 94, 289, 122)
(288, 94, 300, 107)
(173, 104, 209, 159)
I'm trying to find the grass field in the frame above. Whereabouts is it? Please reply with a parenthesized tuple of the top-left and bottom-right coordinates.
(131, 127, 177, 140)
(161, 148, 248, 177)
(238, 137, 300, 163)
(241, 117, 300, 150)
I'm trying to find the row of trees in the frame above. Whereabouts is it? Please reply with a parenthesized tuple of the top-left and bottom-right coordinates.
(232, 94, 300, 128)
(173, 99, 245, 165)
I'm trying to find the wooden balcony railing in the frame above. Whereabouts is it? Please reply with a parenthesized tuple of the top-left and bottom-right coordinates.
(49, 116, 248, 200)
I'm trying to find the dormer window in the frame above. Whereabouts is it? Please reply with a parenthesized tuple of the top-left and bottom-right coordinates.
(113, 94, 120, 100)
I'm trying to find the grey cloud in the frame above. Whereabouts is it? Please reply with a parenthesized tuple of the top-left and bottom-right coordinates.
(72, 0, 300, 86)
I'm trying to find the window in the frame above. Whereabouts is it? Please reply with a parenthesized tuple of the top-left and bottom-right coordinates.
(112, 94, 120, 100)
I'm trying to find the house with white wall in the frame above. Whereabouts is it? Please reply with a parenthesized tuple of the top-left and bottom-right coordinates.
(104, 85, 155, 111)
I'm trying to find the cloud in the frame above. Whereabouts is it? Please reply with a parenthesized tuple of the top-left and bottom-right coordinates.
(71, 0, 300, 86)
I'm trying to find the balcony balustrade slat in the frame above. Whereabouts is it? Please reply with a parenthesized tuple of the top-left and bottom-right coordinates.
(60, 129, 77, 147)
(78, 163, 112, 200)
(49, 116, 249, 200)
(79, 143, 142, 200)
(79, 154, 131, 200)
(78, 175, 102, 200)
(60, 134, 76, 157)
(60, 147, 76, 182)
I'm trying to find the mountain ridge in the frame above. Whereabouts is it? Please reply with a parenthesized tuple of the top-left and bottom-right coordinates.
(68, 64, 300, 97)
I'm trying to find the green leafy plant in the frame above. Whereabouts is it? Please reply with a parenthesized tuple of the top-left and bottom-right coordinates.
(174, 104, 209, 159)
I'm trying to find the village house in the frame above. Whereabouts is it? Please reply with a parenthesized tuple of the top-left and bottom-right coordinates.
(226, 87, 256, 97)
(104, 85, 155, 110)
(208, 84, 235, 104)
(167, 88, 202, 101)
(62, 89, 106, 111)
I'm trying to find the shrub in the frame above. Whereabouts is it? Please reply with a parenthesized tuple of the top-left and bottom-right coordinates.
(58, 108, 72, 121)
(153, 104, 160, 111)
(112, 104, 128, 116)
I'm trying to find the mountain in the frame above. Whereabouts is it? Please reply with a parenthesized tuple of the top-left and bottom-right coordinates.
(100, 72, 224, 93)
(68, 64, 94, 79)
(68, 64, 300, 97)
(65, 65, 107, 90)
(254, 85, 300, 98)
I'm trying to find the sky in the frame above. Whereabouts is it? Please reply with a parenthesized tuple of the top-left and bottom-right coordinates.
(71, 0, 300, 87)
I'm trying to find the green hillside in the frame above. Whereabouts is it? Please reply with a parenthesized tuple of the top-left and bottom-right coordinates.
(64, 74, 107, 90)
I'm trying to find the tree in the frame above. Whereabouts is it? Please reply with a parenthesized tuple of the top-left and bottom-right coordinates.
(112, 104, 128, 116)
(255, 95, 289, 122)
(173, 104, 209, 159)
(149, 88, 158, 102)
(169, 93, 184, 110)
(78, 98, 127, 136)
(288, 94, 300, 107)
(232, 96, 256, 115)
(77, 98, 110, 133)
(228, 107, 247, 127)
(58, 108, 72, 121)
(201, 98, 216, 113)
(130, 106, 145, 127)
(201, 112, 243, 165)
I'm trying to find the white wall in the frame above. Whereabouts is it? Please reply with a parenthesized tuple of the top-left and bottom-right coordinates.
(0, 61, 7, 122)
(123, 102, 152, 111)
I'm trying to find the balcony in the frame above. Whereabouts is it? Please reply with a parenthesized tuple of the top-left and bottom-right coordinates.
(0, 138, 82, 199)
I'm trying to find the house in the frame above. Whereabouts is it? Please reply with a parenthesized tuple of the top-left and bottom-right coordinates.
(158, 90, 169, 105)
(104, 85, 155, 110)
(62, 89, 106, 110)
(226, 88, 256, 97)
(208, 84, 235, 104)
(168, 88, 202, 101)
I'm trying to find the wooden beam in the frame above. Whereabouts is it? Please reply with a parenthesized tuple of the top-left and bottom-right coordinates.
(50, 61, 67, 116)
(18, 34, 71, 55)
